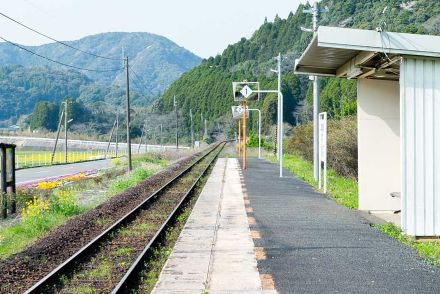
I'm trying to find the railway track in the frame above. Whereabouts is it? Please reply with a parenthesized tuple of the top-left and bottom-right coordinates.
(24, 142, 226, 293)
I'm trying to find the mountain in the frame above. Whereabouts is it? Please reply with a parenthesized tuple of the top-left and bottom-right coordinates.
(0, 32, 201, 94)
(0, 32, 201, 125)
(155, 0, 440, 139)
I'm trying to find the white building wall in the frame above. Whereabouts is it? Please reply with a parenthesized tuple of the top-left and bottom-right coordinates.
(357, 79, 401, 212)
(401, 57, 440, 236)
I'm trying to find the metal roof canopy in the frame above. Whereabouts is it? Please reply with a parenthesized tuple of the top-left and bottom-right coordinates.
(294, 26, 440, 80)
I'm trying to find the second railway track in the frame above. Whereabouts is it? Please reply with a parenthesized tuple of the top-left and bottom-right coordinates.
(24, 142, 226, 293)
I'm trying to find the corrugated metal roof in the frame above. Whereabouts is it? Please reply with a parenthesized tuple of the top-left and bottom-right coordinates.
(295, 26, 440, 79)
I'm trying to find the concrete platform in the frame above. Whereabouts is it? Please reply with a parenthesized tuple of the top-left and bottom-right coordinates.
(152, 158, 272, 294)
(243, 158, 440, 294)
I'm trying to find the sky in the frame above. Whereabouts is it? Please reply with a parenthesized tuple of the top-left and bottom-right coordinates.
(0, 0, 305, 58)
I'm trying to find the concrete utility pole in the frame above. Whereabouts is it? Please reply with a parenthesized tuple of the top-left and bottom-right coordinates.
(200, 113, 204, 140)
(204, 119, 208, 139)
(174, 95, 179, 149)
(115, 112, 119, 157)
(303, 1, 328, 180)
(64, 101, 68, 163)
(51, 109, 64, 164)
(160, 123, 163, 150)
(125, 57, 132, 172)
(190, 108, 194, 148)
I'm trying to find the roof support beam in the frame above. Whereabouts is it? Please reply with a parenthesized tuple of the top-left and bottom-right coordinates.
(336, 51, 377, 78)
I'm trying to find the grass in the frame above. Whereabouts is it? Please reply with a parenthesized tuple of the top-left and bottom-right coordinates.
(378, 223, 440, 267)
(270, 153, 440, 268)
(272, 153, 358, 209)
(0, 154, 168, 260)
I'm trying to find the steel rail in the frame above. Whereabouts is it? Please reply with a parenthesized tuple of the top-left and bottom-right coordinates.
(25, 142, 225, 293)
(112, 141, 226, 292)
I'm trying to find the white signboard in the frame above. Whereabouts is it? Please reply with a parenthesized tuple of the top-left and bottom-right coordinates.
(318, 112, 327, 193)
(231, 105, 249, 120)
(232, 81, 260, 101)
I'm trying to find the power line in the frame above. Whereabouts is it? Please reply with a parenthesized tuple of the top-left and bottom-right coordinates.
(0, 11, 123, 61)
(129, 67, 150, 94)
(0, 36, 124, 72)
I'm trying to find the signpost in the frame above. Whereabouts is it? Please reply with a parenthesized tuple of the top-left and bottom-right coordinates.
(318, 112, 327, 193)
(233, 80, 284, 177)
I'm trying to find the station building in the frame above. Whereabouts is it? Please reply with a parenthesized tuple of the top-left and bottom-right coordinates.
(295, 26, 440, 237)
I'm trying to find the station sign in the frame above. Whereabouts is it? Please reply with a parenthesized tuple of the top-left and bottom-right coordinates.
(318, 112, 327, 193)
(231, 106, 249, 120)
(232, 81, 260, 102)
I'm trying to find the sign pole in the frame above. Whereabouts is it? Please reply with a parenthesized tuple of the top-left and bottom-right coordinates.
(238, 120, 241, 156)
(242, 101, 247, 169)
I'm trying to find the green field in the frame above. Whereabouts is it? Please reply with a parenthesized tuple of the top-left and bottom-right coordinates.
(15, 150, 113, 168)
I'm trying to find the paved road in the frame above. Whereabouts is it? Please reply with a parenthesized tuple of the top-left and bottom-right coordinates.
(243, 158, 440, 294)
(16, 159, 112, 184)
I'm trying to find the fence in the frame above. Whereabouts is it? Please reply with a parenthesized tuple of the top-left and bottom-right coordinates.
(14, 149, 128, 169)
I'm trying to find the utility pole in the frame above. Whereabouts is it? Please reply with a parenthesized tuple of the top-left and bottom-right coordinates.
(174, 95, 179, 149)
(125, 57, 132, 172)
(303, 1, 328, 180)
(204, 119, 208, 140)
(115, 112, 119, 157)
(190, 108, 194, 148)
(200, 113, 204, 141)
(64, 101, 68, 163)
(160, 123, 163, 150)
(51, 109, 64, 164)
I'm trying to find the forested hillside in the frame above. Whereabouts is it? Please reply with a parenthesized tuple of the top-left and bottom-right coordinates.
(156, 0, 440, 138)
(0, 32, 201, 126)
(0, 65, 146, 124)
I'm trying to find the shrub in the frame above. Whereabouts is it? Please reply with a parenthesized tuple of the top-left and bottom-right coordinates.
(286, 116, 358, 180)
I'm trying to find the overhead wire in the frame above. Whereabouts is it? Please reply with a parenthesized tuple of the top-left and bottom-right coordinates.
(0, 36, 124, 72)
(129, 67, 151, 94)
(0, 11, 123, 61)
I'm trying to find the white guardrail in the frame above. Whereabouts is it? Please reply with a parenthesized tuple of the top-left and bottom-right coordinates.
(0, 136, 189, 169)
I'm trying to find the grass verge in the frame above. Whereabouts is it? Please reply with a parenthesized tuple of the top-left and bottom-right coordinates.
(269, 153, 358, 209)
(268, 153, 440, 268)
(377, 223, 440, 268)
(0, 154, 167, 260)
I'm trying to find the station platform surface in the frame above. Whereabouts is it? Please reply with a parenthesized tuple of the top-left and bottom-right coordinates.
(243, 158, 440, 294)
(152, 158, 274, 293)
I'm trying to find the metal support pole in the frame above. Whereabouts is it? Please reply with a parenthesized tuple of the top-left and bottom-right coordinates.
(125, 57, 132, 172)
(313, 76, 320, 180)
(279, 92, 284, 178)
(190, 109, 194, 148)
(64, 101, 68, 163)
(277, 53, 282, 162)
(242, 101, 247, 169)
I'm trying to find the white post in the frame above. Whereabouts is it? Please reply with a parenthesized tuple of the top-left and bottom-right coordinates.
(318, 112, 327, 193)
(279, 92, 283, 178)
(277, 53, 282, 162)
